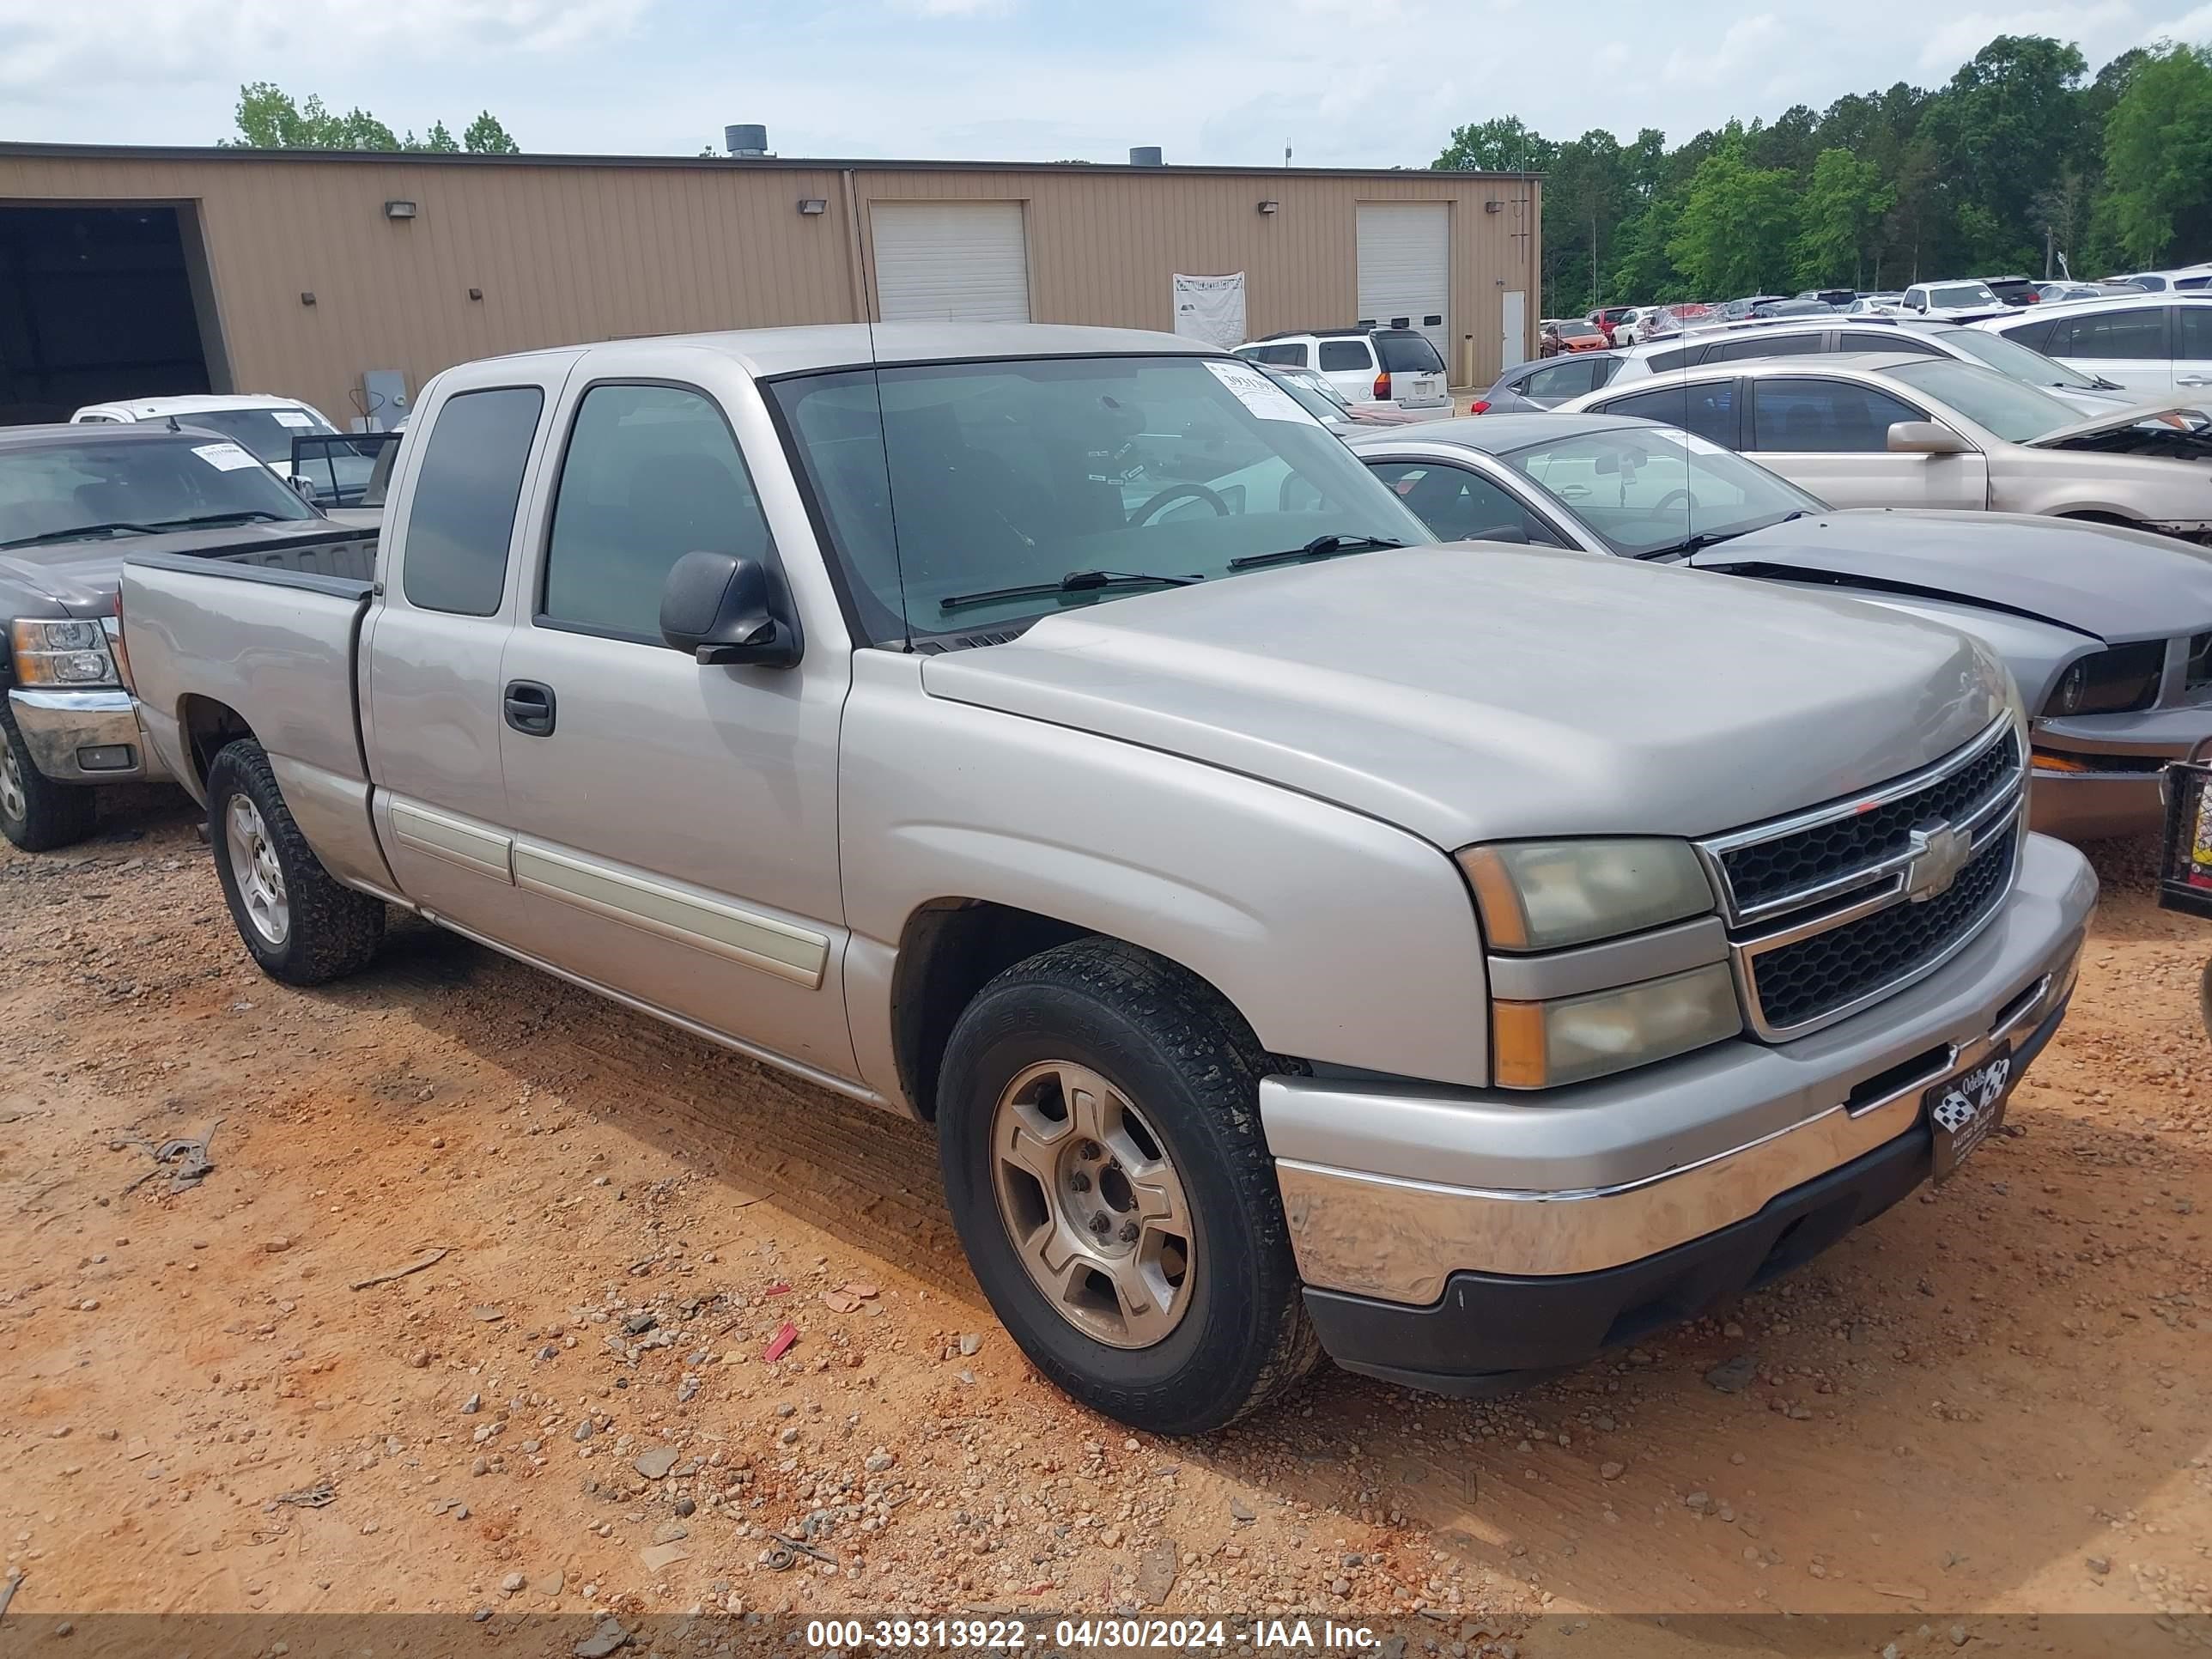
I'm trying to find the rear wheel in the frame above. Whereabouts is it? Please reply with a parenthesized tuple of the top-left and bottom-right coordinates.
(937, 938, 1318, 1435)
(0, 698, 98, 852)
(207, 740, 384, 985)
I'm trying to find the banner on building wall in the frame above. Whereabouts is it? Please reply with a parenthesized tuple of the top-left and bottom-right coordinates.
(1172, 272, 1248, 349)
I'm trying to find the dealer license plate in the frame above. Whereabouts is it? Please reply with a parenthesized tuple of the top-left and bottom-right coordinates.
(1924, 1043, 2013, 1181)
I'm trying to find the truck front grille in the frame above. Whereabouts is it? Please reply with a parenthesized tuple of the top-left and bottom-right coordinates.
(1719, 729, 2019, 913)
(1746, 834, 2014, 1032)
(1698, 717, 2026, 1040)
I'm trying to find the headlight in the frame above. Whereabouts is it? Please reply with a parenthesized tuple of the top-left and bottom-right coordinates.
(9, 618, 120, 687)
(1492, 963, 1742, 1088)
(2044, 642, 2162, 717)
(1458, 838, 1715, 951)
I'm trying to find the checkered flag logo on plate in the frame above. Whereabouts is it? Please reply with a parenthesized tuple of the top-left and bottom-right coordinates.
(1932, 1088, 1977, 1134)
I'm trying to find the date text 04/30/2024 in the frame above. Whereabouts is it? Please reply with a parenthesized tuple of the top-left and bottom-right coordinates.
(803, 1618, 1384, 1650)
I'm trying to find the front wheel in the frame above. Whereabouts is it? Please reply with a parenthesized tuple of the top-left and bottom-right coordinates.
(0, 698, 98, 852)
(936, 938, 1318, 1435)
(207, 740, 385, 985)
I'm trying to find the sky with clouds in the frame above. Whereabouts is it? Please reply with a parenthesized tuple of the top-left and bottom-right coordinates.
(3, 0, 2211, 167)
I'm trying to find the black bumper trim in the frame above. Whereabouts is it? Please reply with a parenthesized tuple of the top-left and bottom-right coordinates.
(1304, 996, 2068, 1398)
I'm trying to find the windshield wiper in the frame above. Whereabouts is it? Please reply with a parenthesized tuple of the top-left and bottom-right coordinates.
(1634, 511, 1809, 562)
(2089, 376, 2124, 391)
(0, 520, 162, 550)
(938, 568, 1201, 613)
(1227, 532, 1405, 572)
(149, 510, 291, 530)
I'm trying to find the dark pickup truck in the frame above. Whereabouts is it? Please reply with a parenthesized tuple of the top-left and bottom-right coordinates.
(0, 422, 374, 850)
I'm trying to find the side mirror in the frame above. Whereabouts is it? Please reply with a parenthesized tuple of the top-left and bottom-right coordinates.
(1887, 421, 1969, 456)
(659, 550, 800, 669)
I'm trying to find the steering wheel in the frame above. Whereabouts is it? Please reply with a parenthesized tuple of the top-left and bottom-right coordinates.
(1656, 489, 1702, 513)
(1131, 483, 1231, 526)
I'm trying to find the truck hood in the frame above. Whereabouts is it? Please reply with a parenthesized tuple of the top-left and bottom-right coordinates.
(2020, 401, 2211, 447)
(1688, 509, 2212, 644)
(919, 544, 2010, 849)
(0, 520, 350, 618)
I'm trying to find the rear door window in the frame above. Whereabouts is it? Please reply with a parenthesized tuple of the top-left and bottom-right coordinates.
(2179, 306, 2212, 362)
(2050, 307, 2167, 359)
(401, 386, 544, 616)
(1366, 461, 1567, 547)
(1317, 338, 1373, 373)
(1519, 358, 1606, 400)
(1841, 331, 1942, 356)
(1749, 378, 1923, 452)
(1245, 343, 1310, 368)
(1600, 380, 1741, 447)
(1709, 332, 1828, 362)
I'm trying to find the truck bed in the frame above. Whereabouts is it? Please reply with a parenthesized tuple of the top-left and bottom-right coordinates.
(120, 549, 378, 843)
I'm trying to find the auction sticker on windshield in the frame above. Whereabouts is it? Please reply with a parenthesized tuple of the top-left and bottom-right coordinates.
(272, 410, 316, 428)
(1204, 359, 1321, 424)
(191, 442, 261, 471)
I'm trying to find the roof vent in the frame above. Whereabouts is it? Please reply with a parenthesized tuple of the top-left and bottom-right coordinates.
(1128, 145, 1164, 167)
(725, 124, 769, 158)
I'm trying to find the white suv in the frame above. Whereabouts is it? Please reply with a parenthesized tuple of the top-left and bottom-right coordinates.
(1233, 328, 1450, 410)
(1600, 316, 2136, 414)
(1971, 294, 2212, 397)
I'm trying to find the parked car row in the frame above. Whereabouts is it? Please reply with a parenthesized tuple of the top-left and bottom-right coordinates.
(107, 321, 2100, 1437)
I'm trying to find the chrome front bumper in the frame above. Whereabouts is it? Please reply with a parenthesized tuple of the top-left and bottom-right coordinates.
(5, 689, 167, 784)
(1264, 832, 2097, 1306)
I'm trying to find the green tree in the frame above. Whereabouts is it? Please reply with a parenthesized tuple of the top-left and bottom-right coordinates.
(2100, 40, 2212, 265)
(224, 82, 398, 149)
(463, 112, 521, 155)
(1665, 137, 1796, 295)
(222, 84, 520, 155)
(1923, 34, 2087, 267)
(1791, 148, 1894, 288)
(1432, 115, 1555, 173)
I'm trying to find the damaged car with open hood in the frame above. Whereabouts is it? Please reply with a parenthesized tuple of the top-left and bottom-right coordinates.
(1352, 410, 2212, 842)
(1554, 352, 2212, 545)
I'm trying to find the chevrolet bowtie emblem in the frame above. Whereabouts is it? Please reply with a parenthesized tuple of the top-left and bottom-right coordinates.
(1905, 822, 1970, 902)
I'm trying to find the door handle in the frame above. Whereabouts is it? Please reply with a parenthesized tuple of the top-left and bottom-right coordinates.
(502, 680, 556, 737)
(2179, 374, 2211, 386)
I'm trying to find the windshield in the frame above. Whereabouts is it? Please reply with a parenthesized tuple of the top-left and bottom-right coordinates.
(769, 354, 1430, 642)
(1885, 359, 2080, 442)
(1936, 327, 2105, 392)
(0, 434, 318, 547)
(1930, 283, 1999, 308)
(169, 406, 336, 463)
(1498, 425, 1825, 557)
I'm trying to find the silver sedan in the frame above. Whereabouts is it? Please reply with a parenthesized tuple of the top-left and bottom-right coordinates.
(1553, 353, 2212, 545)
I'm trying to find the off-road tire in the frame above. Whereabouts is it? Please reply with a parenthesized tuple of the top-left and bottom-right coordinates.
(207, 739, 384, 985)
(0, 696, 99, 852)
(937, 937, 1321, 1435)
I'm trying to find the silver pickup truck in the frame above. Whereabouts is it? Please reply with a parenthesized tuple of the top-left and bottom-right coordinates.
(121, 325, 2098, 1433)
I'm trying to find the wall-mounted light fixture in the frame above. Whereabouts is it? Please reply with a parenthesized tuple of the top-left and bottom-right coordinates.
(797, 198, 828, 216)
(1256, 199, 1279, 215)
(300, 291, 316, 307)
(468, 287, 483, 301)
(384, 199, 418, 220)
(1483, 199, 1502, 214)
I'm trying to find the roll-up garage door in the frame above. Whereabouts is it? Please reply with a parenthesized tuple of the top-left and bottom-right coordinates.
(870, 201, 1031, 324)
(1356, 204, 1449, 362)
